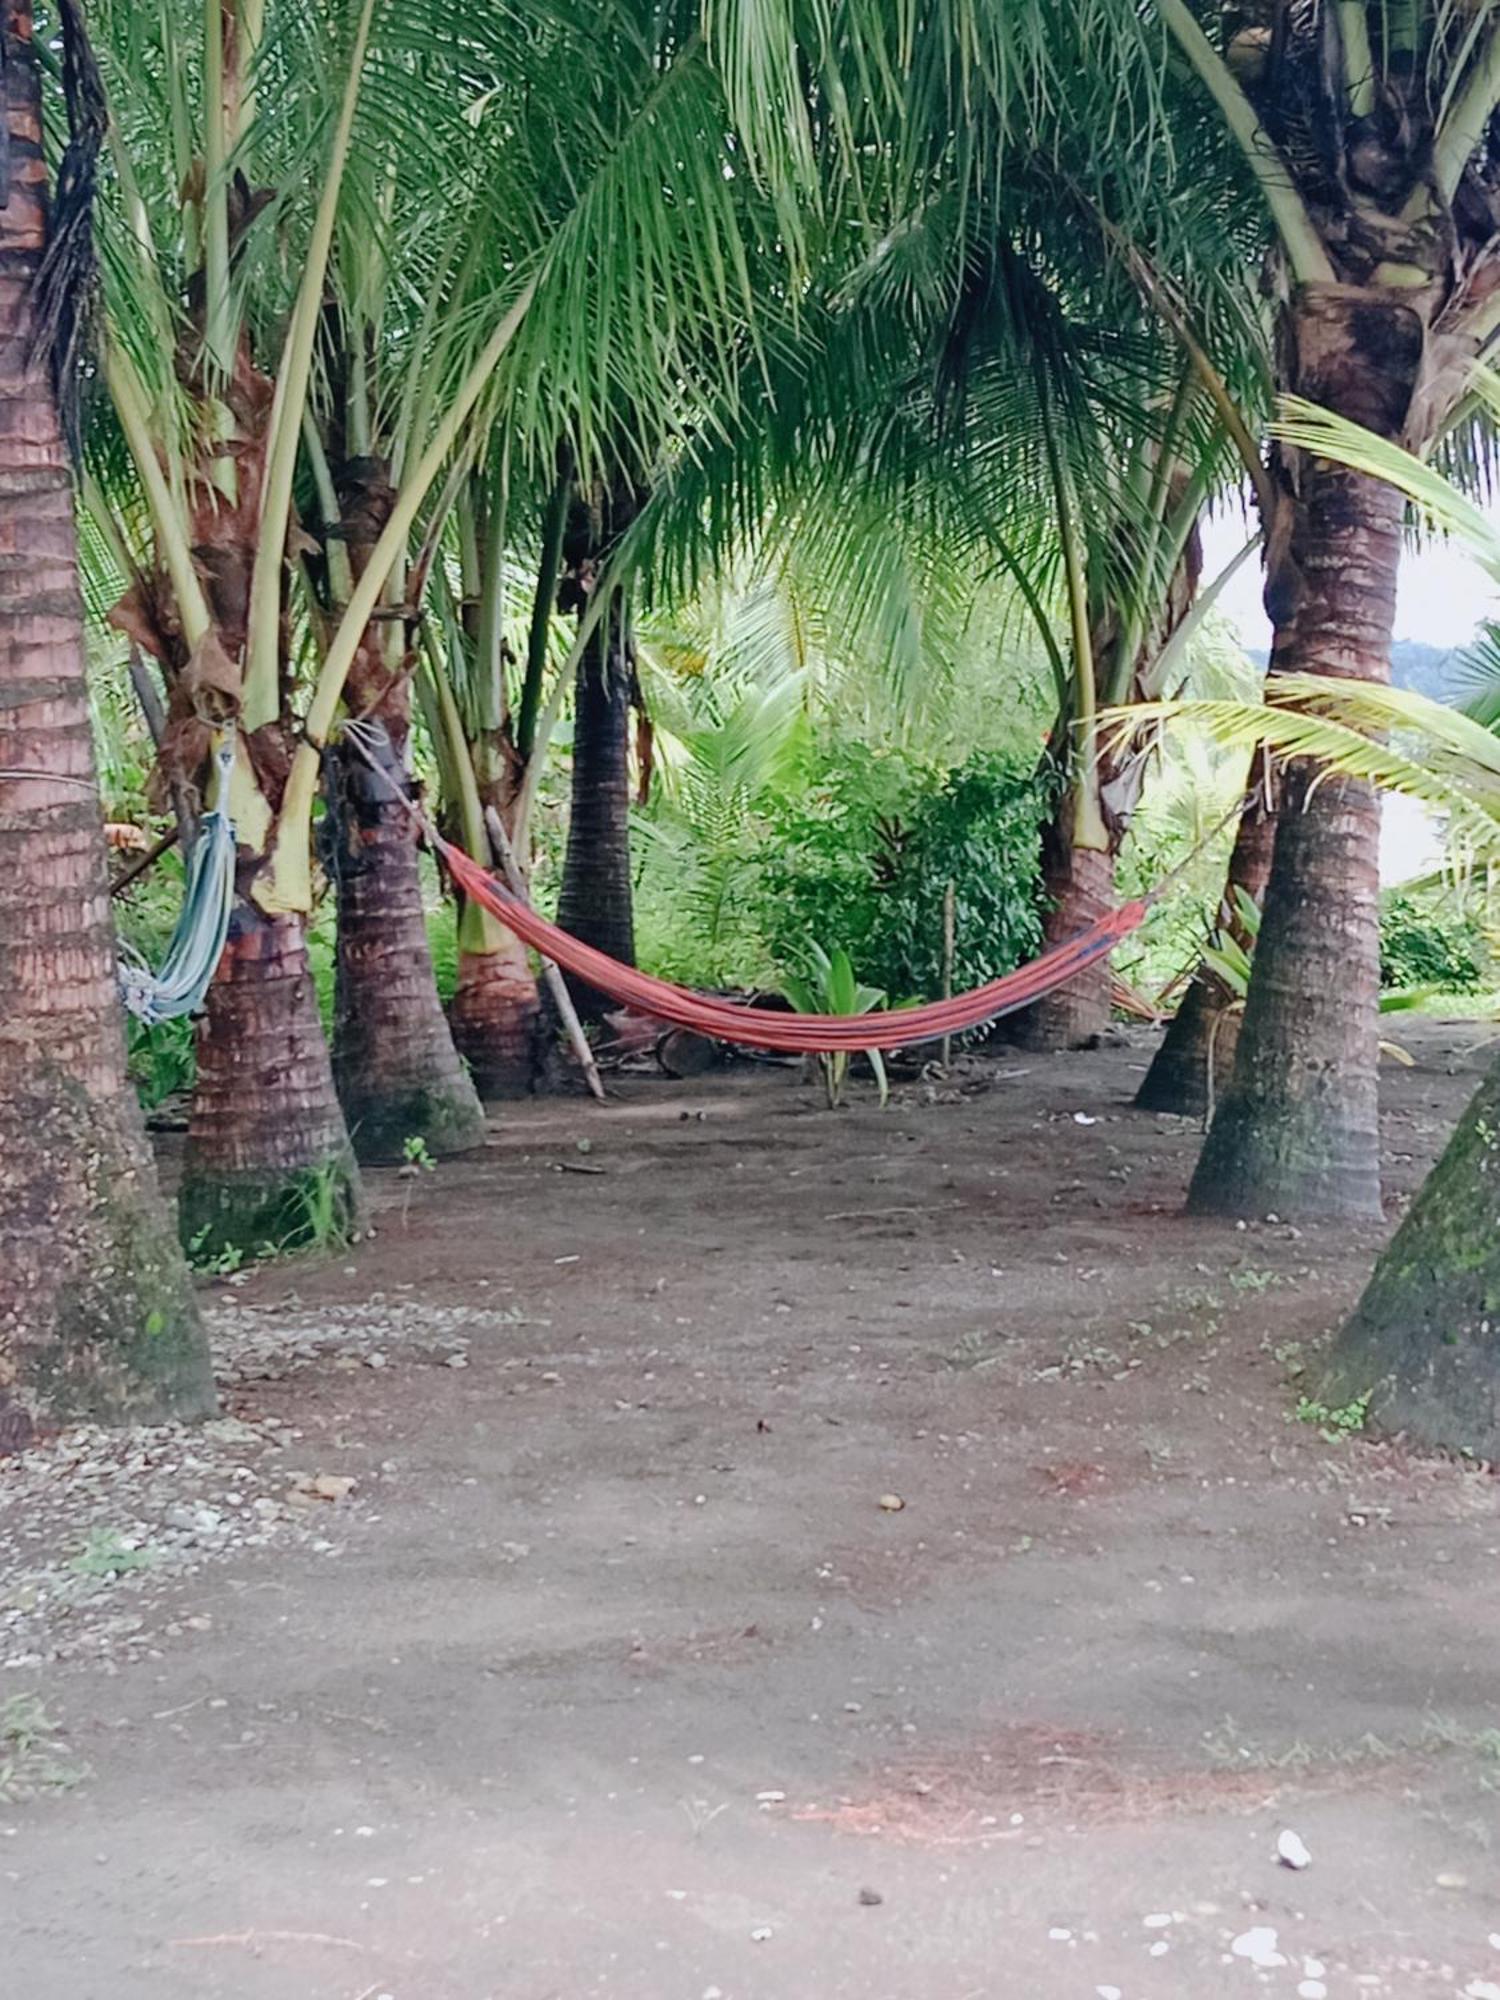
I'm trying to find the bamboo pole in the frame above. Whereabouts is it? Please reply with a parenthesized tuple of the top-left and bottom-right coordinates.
(941, 880, 956, 1072)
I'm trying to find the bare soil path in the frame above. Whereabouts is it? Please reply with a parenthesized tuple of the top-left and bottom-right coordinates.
(6, 1025, 1500, 2000)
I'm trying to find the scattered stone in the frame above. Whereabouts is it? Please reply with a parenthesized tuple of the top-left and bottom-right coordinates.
(1277, 1828, 1312, 1870)
(877, 1494, 905, 1513)
(858, 1887, 883, 1907)
(1230, 1927, 1286, 1969)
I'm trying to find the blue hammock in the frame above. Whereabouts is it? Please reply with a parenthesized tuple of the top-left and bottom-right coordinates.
(118, 738, 237, 1027)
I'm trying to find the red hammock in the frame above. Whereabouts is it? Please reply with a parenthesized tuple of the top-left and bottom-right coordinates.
(439, 834, 1146, 1055)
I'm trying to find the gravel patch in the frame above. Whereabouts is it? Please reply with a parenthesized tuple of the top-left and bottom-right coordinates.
(0, 1295, 535, 1675)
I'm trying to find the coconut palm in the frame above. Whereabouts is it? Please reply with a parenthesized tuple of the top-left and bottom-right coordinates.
(1127, 389, 1500, 1451)
(0, 0, 212, 1436)
(83, 0, 799, 1240)
(714, 0, 1500, 1213)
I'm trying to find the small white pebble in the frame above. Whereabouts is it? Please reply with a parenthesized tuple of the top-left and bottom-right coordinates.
(1465, 1983, 1500, 2000)
(1148, 1940, 1169, 1957)
(1298, 1985, 1328, 2000)
(1097, 1987, 1122, 2000)
(1048, 1927, 1073, 1942)
(1277, 1828, 1311, 1870)
(1143, 1912, 1173, 1928)
(750, 1926, 773, 1942)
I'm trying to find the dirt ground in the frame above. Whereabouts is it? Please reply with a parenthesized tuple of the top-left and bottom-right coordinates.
(6, 1022, 1500, 2000)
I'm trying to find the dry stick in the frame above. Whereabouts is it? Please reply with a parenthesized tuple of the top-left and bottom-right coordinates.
(110, 822, 180, 896)
(941, 879, 956, 1071)
(482, 804, 607, 1105)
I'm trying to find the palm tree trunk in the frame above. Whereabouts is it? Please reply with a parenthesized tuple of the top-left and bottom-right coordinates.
(1010, 806, 1115, 1050)
(0, 0, 212, 1439)
(326, 446, 486, 1158)
(1317, 1048, 1500, 1456)
(328, 692, 487, 1159)
(1189, 455, 1403, 1214)
(179, 906, 363, 1254)
(1136, 770, 1276, 1117)
(450, 923, 540, 1094)
(556, 599, 637, 1025)
(448, 756, 541, 1096)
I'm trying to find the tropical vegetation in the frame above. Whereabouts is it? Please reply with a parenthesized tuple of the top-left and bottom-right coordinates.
(6, 0, 1500, 1467)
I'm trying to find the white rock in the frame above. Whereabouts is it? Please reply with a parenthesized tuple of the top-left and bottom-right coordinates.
(750, 1926, 773, 1942)
(1230, 1927, 1286, 1969)
(1464, 1983, 1500, 2000)
(1048, 1927, 1072, 1942)
(1097, 1988, 1123, 2000)
(1143, 1912, 1173, 1927)
(1298, 1985, 1328, 2000)
(1277, 1828, 1311, 1870)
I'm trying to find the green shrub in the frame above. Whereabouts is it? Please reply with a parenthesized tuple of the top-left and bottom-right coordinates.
(874, 752, 1045, 996)
(1380, 889, 1492, 994)
(754, 747, 1044, 999)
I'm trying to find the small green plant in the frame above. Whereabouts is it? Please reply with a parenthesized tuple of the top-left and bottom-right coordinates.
(399, 1133, 437, 1227)
(67, 1528, 158, 1579)
(1294, 1391, 1371, 1439)
(783, 942, 891, 1108)
(288, 1159, 357, 1250)
(0, 1696, 84, 1803)
(1230, 1264, 1281, 1293)
(186, 1225, 245, 1276)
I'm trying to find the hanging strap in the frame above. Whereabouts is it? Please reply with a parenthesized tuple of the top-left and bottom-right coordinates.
(118, 736, 238, 1027)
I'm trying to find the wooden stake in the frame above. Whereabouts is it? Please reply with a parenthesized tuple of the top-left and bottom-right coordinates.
(941, 879, 956, 1071)
(483, 804, 607, 1104)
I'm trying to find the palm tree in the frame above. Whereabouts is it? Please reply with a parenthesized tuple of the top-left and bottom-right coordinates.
(714, 0, 1500, 1213)
(1145, 1, 1500, 1216)
(0, 0, 212, 1436)
(83, 0, 793, 1227)
(1133, 389, 1500, 1451)
(423, 459, 547, 1097)
(555, 466, 647, 1022)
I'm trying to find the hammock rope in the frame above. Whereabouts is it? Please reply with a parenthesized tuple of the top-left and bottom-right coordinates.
(117, 737, 237, 1027)
(437, 832, 1147, 1055)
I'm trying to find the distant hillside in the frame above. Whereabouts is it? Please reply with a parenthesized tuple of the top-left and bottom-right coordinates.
(1246, 639, 1458, 702)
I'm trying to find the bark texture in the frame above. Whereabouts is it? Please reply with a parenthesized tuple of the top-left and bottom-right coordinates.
(328, 459, 487, 1159)
(179, 908, 363, 1255)
(1010, 833, 1115, 1051)
(329, 718, 487, 1158)
(449, 929, 540, 1098)
(1190, 290, 1414, 1219)
(1319, 1052, 1500, 1457)
(0, 2, 212, 1439)
(556, 478, 641, 1024)
(1136, 780, 1277, 1119)
(446, 739, 542, 1098)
